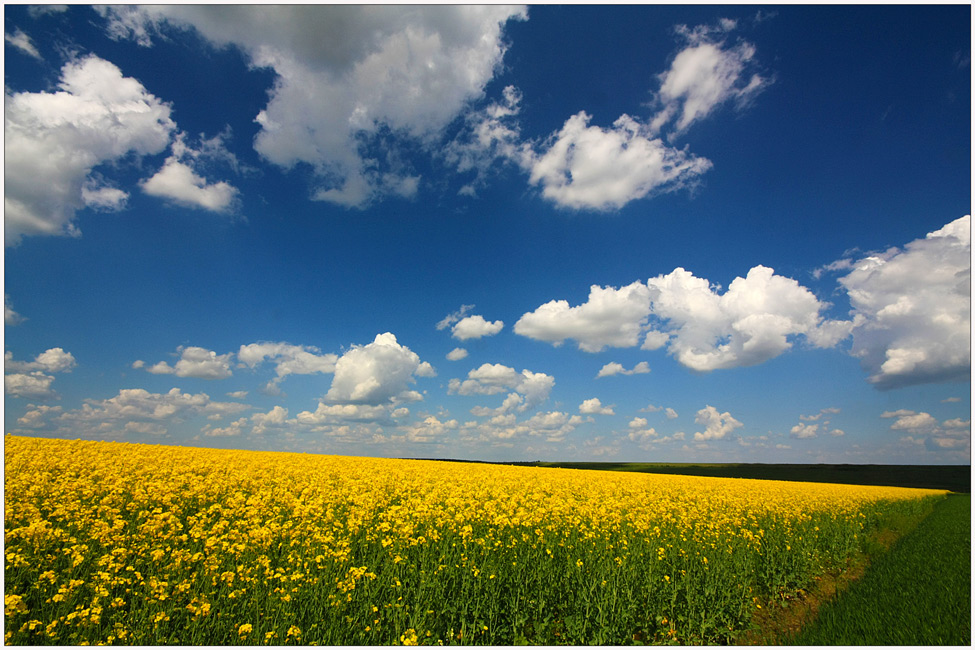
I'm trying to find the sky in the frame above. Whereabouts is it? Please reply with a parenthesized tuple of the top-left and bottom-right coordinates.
(3, 4, 971, 464)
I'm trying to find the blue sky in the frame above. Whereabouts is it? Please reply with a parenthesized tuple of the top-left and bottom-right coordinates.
(4, 4, 971, 463)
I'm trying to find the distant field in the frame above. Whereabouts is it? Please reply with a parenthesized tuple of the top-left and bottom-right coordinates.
(483, 461, 971, 493)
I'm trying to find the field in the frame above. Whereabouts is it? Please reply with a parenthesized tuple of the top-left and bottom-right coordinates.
(4, 435, 950, 645)
(790, 492, 970, 645)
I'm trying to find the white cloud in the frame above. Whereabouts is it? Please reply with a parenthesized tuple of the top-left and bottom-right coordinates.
(693, 405, 743, 441)
(881, 410, 939, 433)
(579, 398, 614, 415)
(5, 372, 57, 400)
(881, 409, 970, 454)
(444, 84, 529, 196)
(518, 265, 852, 371)
(460, 409, 582, 444)
(202, 418, 247, 438)
(141, 157, 238, 212)
(141, 346, 234, 380)
(296, 402, 393, 425)
(4, 295, 24, 325)
(437, 304, 474, 331)
(400, 415, 458, 443)
(5, 348, 77, 374)
(4, 55, 175, 245)
(627, 417, 657, 444)
(649, 23, 768, 136)
(596, 361, 650, 378)
(524, 112, 712, 211)
(799, 407, 841, 421)
(5, 29, 41, 59)
(790, 423, 819, 439)
(837, 215, 970, 388)
(646, 266, 853, 371)
(640, 404, 679, 419)
(17, 405, 63, 427)
(65, 387, 248, 428)
(28, 6, 68, 18)
(99, 6, 527, 208)
(325, 332, 429, 405)
(237, 342, 338, 385)
(250, 406, 289, 434)
(515, 281, 652, 352)
(446, 347, 469, 361)
(517, 19, 765, 211)
(4, 348, 76, 400)
(448, 363, 554, 411)
(451, 314, 504, 340)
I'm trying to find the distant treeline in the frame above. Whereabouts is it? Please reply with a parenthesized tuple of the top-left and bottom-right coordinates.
(408, 459, 970, 493)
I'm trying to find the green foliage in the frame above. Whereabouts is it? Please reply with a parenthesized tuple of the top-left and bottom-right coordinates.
(791, 494, 971, 646)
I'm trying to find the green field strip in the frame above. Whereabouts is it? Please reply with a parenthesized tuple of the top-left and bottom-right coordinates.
(790, 493, 971, 646)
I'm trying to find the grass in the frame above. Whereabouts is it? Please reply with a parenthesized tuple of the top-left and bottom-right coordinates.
(789, 492, 971, 645)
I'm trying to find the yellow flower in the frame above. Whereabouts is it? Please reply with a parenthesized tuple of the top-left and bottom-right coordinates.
(237, 623, 253, 637)
(400, 628, 419, 645)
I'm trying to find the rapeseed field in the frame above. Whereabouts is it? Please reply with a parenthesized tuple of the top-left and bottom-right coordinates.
(4, 435, 946, 645)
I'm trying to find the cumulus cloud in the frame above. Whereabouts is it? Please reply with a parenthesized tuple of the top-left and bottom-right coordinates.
(237, 342, 338, 385)
(296, 402, 394, 426)
(596, 361, 650, 378)
(515, 18, 765, 211)
(646, 266, 853, 371)
(141, 157, 238, 212)
(836, 215, 970, 389)
(250, 405, 289, 435)
(62, 387, 248, 434)
(139, 346, 234, 380)
(5, 348, 77, 374)
(881, 409, 939, 433)
(400, 415, 458, 443)
(4, 348, 77, 400)
(524, 112, 712, 210)
(881, 409, 970, 453)
(451, 315, 504, 340)
(5, 29, 41, 59)
(17, 404, 63, 428)
(448, 363, 554, 412)
(325, 332, 430, 405)
(579, 398, 614, 415)
(5, 372, 58, 400)
(790, 423, 819, 439)
(462, 410, 583, 444)
(627, 417, 656, 441)
(446, 347, 469, 361)
(437, 304, 474, 331)
(514, 281, 652, 352)
(99, 5, 527, 208)
(518, 266, 850, 371)
(4, 55, 175, 245)
(693, 405, 743, 441)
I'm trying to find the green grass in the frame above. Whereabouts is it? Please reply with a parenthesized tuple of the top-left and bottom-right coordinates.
(790, 493, 971, 645)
